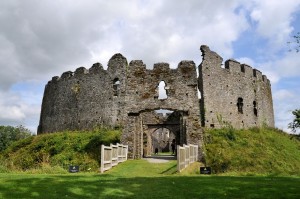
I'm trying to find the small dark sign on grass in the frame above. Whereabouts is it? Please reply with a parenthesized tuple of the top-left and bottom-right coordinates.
(69, 166, 79, 173)
(200, 167, 211, 174)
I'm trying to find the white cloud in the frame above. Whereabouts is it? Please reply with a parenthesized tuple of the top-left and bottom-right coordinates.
(273, 52, 300, 77)
(0, 90, 40, 131)
(254, 51, 300, 85)
(273, 89, 299, 133)
(237, 57, 256, 67)
(0, 0, 250, 85)
(248, 0, 300, 50)
(0, 80, 42, 133)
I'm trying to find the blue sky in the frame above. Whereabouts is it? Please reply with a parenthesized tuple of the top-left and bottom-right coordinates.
(0, 0, 299, 133)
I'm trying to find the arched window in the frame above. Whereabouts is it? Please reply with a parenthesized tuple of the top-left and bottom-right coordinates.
(113, 78, 120, 96)
(158, 81, 167, 100)
(237, 97, 243, 114)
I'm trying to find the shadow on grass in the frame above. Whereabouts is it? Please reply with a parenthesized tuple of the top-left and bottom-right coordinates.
(160, 164, 177, 174)
(0, 174, 300, 199)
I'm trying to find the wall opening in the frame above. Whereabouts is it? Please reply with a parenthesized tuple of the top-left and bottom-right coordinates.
(253, 101, 258, 116)
(197, 89, 202, 99)
(113, 78, 120, 96)
(241, 65, 245, 73)
(253, 69, 257, 77)
(237, 97, 243, 114)
(155, 109, 173, 117)
(158, 81, 167, 100)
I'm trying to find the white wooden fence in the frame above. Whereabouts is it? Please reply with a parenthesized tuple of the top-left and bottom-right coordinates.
(177, 144, 198, 172)
(100, 143, 128, 173)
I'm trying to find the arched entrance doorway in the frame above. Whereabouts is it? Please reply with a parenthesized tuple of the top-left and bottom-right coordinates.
(139, 109, 186, 158)
(151, 127, 175, 154)
(143, 127, 176, 157)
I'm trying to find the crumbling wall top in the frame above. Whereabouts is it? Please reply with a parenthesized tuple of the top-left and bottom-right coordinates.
(200, 45, 271, 84)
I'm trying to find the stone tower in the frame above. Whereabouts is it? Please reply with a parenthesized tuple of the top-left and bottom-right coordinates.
(198, 46, 274, 129)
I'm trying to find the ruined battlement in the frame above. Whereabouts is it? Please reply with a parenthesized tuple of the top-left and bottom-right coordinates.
(47, 56, 196, 86)
(225, 59, 270, 84)
(201, 45, 270, 84)
(38, 45, 275, 159)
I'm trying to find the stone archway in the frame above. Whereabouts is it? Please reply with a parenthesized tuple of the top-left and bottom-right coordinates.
(122, 109, 190, 159)
(151, 127, 175, 154)
(143, 126, 177, 157)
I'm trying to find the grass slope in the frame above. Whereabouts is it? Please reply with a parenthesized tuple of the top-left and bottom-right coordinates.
(0, 128, 121, 172)
(204, 127, 300, 175)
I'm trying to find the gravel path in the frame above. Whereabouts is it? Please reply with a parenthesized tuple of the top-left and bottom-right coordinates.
(143, 155, 176, 163)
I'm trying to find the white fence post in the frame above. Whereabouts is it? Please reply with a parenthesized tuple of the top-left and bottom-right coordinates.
(101, 143, 128, 173)
(177, 144, 198, 172)
(111, 144, 118, 166)
(184, 144, 190, 168)
(101, 144, 104, 173)
(189, 144, 197, 164)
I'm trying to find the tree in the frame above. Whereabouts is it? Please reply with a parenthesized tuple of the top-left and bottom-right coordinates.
(287, 32, 300, 53)
(0, 125, 32, 152)
(288, 109, 300, 133)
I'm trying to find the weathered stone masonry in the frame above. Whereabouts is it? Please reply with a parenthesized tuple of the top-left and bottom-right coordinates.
(38, 45, 274, 160)
(199, 46, 274, 129)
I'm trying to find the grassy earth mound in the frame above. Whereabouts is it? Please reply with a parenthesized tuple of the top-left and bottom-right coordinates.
(1, 126, 299, 176)
(204, 127, 300, 175)
(0, 128, 120, 173)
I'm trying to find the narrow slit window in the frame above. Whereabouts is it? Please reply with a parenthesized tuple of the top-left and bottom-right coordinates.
(253, 69, 257, 77)
(253, 101, 258, 116)
(237, 97, 243, 114)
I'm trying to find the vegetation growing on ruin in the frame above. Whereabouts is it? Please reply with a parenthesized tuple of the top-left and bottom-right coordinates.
(204, 127, 300, 175)
(0, 128, 120, 173)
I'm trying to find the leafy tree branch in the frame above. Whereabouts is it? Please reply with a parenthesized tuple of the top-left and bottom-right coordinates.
(288, 109, 300, 133)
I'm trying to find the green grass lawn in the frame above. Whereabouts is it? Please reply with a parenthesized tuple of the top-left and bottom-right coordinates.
(1, 159, 300, 199)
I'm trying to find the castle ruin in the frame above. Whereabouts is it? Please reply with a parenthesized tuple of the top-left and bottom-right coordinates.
(38, 45, 274, 160)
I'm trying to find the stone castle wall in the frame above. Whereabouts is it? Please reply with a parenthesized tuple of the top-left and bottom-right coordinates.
(38, 55, 201, 134)
(38, 45, 275, 159)
(38, 54, 128, 133)
(198, 45, 274, 129)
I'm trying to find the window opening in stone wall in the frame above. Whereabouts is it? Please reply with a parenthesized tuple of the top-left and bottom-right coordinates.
(241, 65, 245, 73)
(158, 81, 167, 99)
(197, 89, 202, 99)
(253, 69, 257, 77)
(113, 78, 120, 96)
(237, 97, 243, 114)
(155, 109, 173, 117)
(253, 101, 258, 116)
